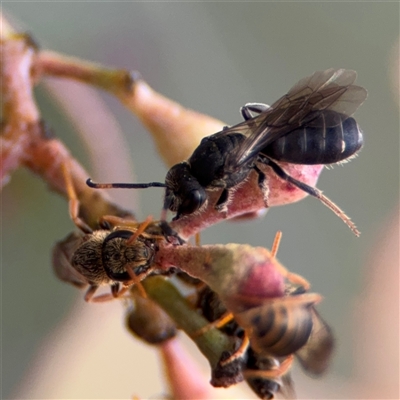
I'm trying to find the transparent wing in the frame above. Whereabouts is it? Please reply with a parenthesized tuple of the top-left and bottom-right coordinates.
(295, 307, 335, 376)
(221, 68, 367, 172)
(279, 372, 297, 400)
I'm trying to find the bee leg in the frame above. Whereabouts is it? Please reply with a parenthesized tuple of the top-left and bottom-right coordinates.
(220, 333, 250, 366)
(84, 284, 100, 302)
(195, 232, 201, 246)
(123, 264, 149, 298)
(111, 282, 121, 297)
(172, 212, 182, 221)
(284, 292, 322, 308)
(244, 355, 294, 380)
(263, 158, 360, 236)
(159, 220, 185, 245)
(99, 215, 138, 230)
(125, 216, 153, 245)
(215, 188, 230, 215)
(191, 312, 234, 338)
(253, 164, 270, 207)
(241, 106, 253, 121)
(240, 103, 271, 120)
(284, 272, 311, 291)
(87, 283, 130, 302)
(61, 162, 93, 234)
(271, 259, 311, 290)
(270, 230, 282, 258)
(89, 293, 121, 302)
(112, 283, 130, 298)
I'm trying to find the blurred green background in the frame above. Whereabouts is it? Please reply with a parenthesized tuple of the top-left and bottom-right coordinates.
(2, 2, 399, 399)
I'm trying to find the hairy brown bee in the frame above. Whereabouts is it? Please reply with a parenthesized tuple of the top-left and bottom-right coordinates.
(52, 164, 183, 302)
(52, 216, 181, 302)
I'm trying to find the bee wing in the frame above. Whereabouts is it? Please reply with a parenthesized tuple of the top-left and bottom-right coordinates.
(271, 68, 367, 122)
(295, 307, 335, 376)
(222, 68, 367, 171)
(279, 372, 297, 400)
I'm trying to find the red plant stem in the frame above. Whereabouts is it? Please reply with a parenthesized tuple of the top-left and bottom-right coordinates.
(0, 32, 130, 225)
(170, 163, 323, 238)
(38, 50, 226, 167)
(156, 243, 286, 313)
(159, 338, 216, 400)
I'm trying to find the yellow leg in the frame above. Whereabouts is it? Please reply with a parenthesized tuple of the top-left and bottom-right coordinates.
(191, 312, 234, 338)
(61, 162, 92, 234)
(220, 333, 250, 366)
(270, 231, 282, 258)
(126, 215, 153, 245)
(244, 354, 294, 380)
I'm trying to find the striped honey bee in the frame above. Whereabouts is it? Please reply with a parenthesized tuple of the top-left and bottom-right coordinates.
(196, 282, 334, 398)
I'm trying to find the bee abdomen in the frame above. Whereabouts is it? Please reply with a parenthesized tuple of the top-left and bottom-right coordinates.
(237, 300, 314, 357)
(263, 115, 363, 165)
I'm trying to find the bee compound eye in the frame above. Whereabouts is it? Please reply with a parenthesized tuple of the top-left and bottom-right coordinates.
(180, 189, 206, 215)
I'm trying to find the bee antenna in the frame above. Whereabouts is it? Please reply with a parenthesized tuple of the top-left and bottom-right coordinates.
(86, 178, 167, 189)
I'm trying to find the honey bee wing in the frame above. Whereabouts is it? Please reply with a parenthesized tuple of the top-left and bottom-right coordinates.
(223, 69, 367, 170)
(295, 307, 335, 376)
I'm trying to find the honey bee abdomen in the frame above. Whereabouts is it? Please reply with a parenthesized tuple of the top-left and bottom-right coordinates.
(263, 116, 363, 165)
(243, 302, 314, 357)
(266, 305, 313, 357)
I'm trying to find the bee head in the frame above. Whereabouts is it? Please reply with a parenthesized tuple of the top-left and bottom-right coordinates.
(164, 162, 207, 218)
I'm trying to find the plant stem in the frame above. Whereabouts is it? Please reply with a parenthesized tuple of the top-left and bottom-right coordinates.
(143, 275, 234, 368)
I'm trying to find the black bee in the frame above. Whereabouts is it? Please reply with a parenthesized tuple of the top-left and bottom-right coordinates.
(87, 69, 367, 235)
